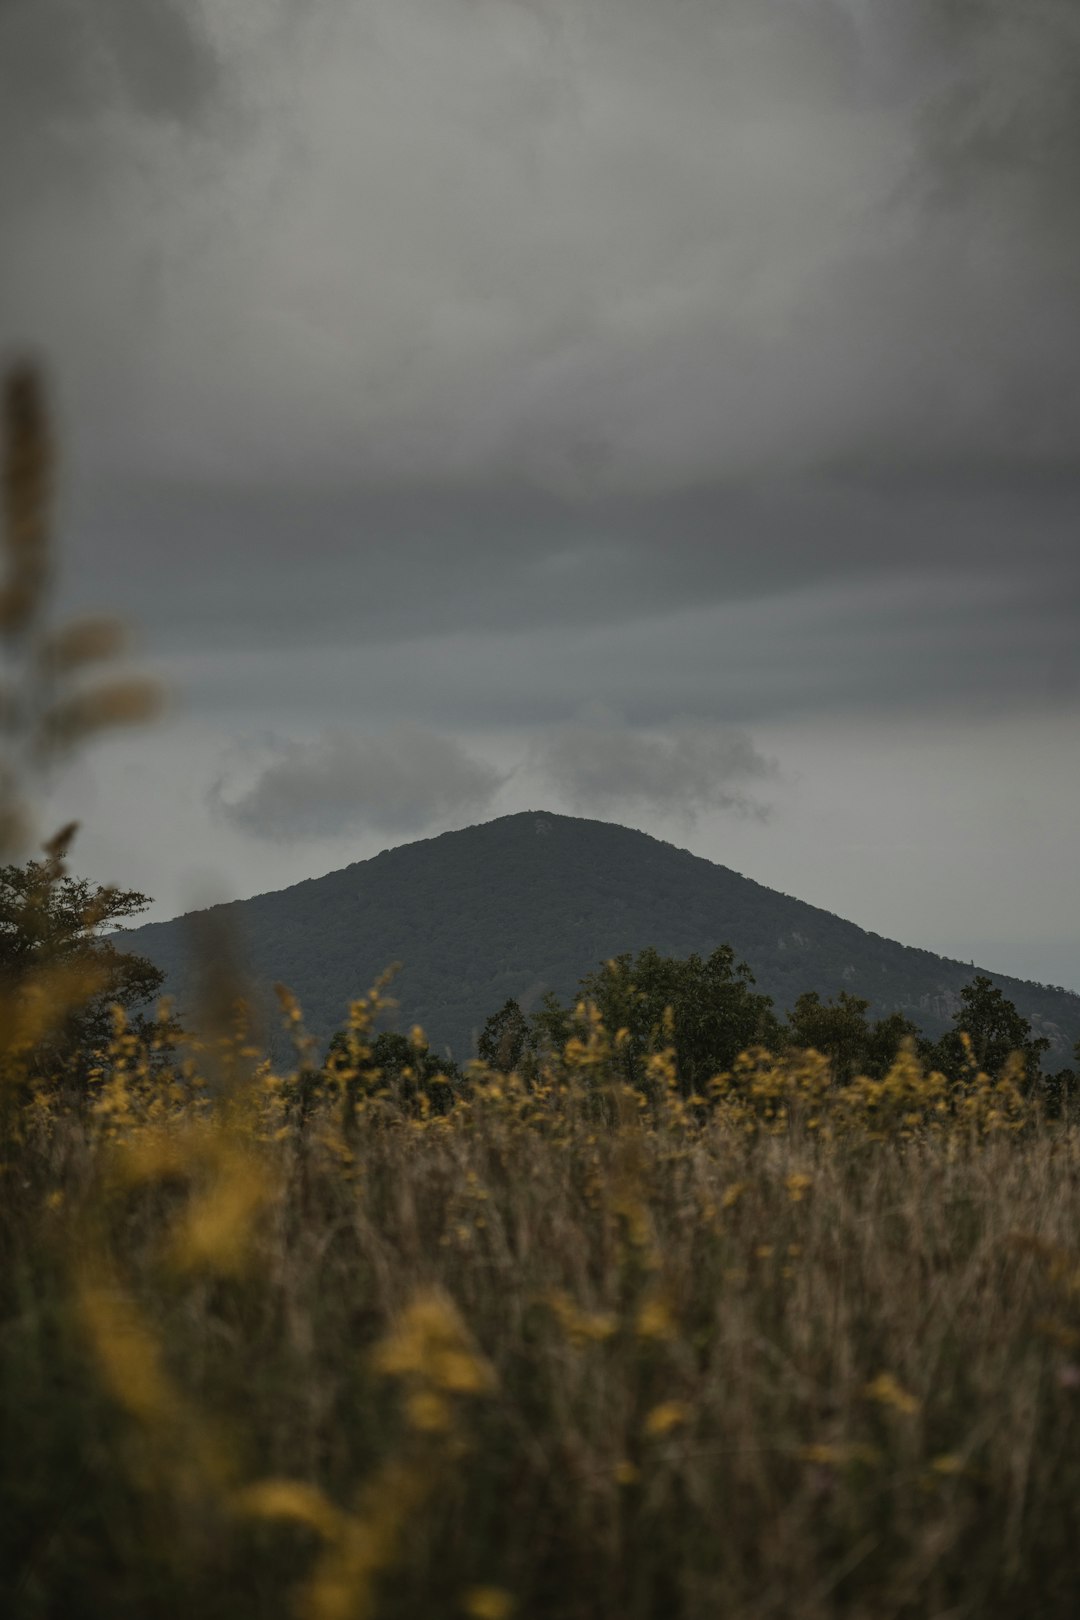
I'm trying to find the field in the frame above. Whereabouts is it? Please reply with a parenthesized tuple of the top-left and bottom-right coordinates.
(5, 995, 1080, 1620)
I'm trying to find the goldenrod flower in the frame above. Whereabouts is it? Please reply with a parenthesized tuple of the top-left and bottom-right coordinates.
(635, 1294, 676, 1341)
(233, 1479, 344, 1540)
(462, 1588, 515, 1620)
(863, 1371, 920, 1416)
(643, 1401, 690, 1438)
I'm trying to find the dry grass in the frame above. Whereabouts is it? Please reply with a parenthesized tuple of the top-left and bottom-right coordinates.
(4, 1008, 1080, 1620)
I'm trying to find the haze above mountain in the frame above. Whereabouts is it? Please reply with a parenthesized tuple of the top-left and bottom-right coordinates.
(120, 811, 1080, 1065)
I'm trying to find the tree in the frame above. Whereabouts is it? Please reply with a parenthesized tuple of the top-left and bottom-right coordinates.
(570, 944, 781, 1095)
(863, 1009, 924, 1079)
(527, 991, 575, 1060)
(477, 997, 529, 1073)
(0, 851, 165, 1084)
(1038, 1039, 1080, 1120)
(923, 975, 1050, 1083)
(785, 991, 920, 1082)
(324, 1026, 461, 1116)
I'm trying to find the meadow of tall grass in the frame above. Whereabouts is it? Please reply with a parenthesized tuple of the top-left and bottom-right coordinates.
(6, 1014, 1080, 1620)
(4, 364, 1080, 1619)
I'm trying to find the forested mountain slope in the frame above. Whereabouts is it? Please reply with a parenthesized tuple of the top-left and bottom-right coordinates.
(121, 811, 1080, 1063)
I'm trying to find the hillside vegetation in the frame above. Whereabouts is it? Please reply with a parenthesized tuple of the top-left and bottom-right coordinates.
(122, 811, 1080, 1064)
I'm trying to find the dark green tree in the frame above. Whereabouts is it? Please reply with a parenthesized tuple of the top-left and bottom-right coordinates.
(0, 853, 166, 1084)
(786, 991, 871, 1082)
(923, 975, 1050, 1083)
(569, 944, 781, 1095)
(527, 990, 575, 1059)
(1038, 1042, 1080, 1119)
(785, 991, 920, 1082)
(324, 1026, 461, 1115)
(477, 997, 530, 1073)
(863, 1009, 924, 1079)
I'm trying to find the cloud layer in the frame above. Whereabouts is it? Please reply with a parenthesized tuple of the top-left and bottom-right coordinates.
(4, 0, 1080, 490)
(208, 726, 505, 842)
(207, 712, 777, 843)
(531, 710, 776, 822)
(62, 477, 1078, 737)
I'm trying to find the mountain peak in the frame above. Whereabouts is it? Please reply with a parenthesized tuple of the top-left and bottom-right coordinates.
(123, 814, 1080, 1063)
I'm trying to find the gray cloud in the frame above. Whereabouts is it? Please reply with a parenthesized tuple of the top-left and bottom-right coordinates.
(62, 476, 1079, 731)
(0, 0, 220, 151)
(4, 0, 1080, 490)
(531, 708, 777, 823)
(60, 472, 1080, 640)
(0, 0, 226, 446)
(0, 0, 222, 229)
(207, 726, 506, 842)
(912, 0, 1080, 229)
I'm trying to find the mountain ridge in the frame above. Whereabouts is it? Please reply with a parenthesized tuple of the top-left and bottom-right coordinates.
(120, 810, 1080, 1064)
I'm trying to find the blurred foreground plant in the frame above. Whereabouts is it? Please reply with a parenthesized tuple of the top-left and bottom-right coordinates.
(0, 362, 163, 1100)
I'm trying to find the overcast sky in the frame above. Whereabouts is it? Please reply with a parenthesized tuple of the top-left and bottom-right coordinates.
(2, 0, 1079, 988)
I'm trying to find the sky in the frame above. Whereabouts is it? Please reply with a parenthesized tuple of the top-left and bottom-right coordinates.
(2, 0, 1079, 988)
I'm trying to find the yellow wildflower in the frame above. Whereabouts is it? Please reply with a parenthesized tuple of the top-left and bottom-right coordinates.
(463, 1589, 515, 1620)
(643, 1401, 690, 1438)
(864, 1372, 920, 1416)
(547, 1290, 618, 1347)
(233, 1478, 344, 1539)
(373, 1289, 495, 1427)
(406, 1390, 453, 1433)
(635, 1294, 676, 1341)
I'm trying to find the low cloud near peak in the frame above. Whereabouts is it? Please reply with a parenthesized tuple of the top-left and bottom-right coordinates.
(208, 725, 507, 843)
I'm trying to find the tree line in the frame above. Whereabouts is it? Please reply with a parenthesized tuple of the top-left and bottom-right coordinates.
(5, 856, 1076, 1114)
(473, 944, 1073, 1101)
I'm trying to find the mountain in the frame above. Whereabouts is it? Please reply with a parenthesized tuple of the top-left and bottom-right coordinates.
(120, 811, 1080, 1065)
